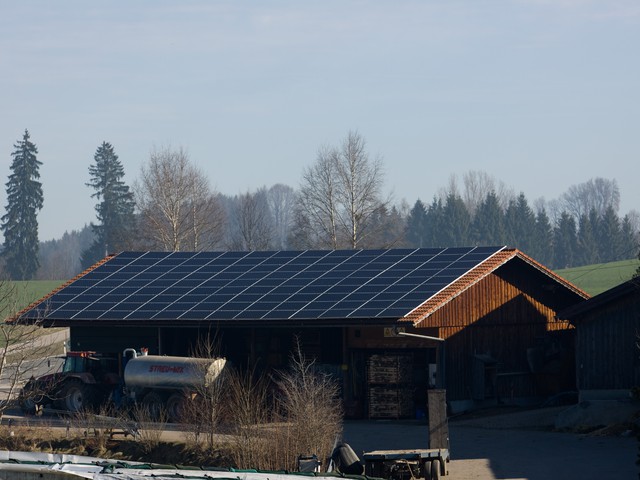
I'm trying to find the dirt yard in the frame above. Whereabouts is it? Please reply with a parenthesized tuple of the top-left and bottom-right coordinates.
(2, 406, 637, 479)
(342, 407, 638, 479)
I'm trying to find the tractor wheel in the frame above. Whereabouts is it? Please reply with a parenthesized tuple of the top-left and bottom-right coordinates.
(19, 393, 45, 416)
(166, 393, 187, 423)
(140, 391, 165, 421)
(59, 380, 95, 412)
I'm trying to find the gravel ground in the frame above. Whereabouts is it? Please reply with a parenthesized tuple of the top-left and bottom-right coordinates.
(342, 407, 638, 479)
(3, 405, 637, 479)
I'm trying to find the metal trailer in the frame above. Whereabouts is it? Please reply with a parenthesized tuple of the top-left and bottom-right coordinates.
(362, 389, 450, 479)
(363, 448, 449, 480)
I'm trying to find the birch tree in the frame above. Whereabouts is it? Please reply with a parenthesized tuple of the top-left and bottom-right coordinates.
(229, 188, 274, 251)
(294, 131, 390, 249)
(134, 146, 225, 251)
(267, 184, 295, 250)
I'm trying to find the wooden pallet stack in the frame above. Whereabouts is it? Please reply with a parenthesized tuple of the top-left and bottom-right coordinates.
(367, 354, 413, 419)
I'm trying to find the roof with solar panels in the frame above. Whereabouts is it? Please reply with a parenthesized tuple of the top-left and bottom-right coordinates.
(17, 246, 588, 326)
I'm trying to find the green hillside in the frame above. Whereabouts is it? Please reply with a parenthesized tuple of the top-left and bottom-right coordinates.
(1, 280, 65, 316)
(555, 258, 639, 296)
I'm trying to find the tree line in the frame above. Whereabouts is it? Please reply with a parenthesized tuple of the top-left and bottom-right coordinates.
(2, 129, 639, 281)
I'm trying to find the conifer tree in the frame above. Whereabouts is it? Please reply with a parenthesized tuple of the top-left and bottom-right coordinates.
(423, 198, 445, 247)
(597, 206, 622, 263)
(532, 208, 553, 265)
(553, 212, 578, 269)
(620, 215, 637, 261)
(441, 193, 471, 247)
(577, 210, 599, 266)
(405, 199, 428, 247)
(511, 193, 536, 253)
(471, 191, 504, 245)
(1, 130, 44, 280)
(82, 142, 135, 268)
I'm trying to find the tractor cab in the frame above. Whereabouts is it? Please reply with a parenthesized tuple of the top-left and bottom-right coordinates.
(61, 351, 119, 384)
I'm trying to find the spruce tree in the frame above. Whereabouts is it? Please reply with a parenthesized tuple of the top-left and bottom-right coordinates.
(553, 212, 578, 269)
(82, 142, 135, 268)
(620, 215, 637, 260)
(532, 208, 553, 265)
(597, 206, 622, 262)
(405, 199, 428, 247)
(1, 130, 44, 280)
(442, 193, 471, 247)
(424, 198, 444, 247)
(505, 193, 536, 252)
(471, 191, 505, 246)
(577, 210, 599, 266)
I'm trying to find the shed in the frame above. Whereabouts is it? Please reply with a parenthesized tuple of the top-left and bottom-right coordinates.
(18, 246, 587, 416)
(559, 277, 640, 401)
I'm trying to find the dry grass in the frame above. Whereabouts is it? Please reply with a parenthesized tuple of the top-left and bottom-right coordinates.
(223, 342, 343, 471)
(0, 421, 232, 466)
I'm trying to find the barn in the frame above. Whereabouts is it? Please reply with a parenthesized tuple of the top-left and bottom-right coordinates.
(559, 277, 640, 402)
(19, 246, 588, 416)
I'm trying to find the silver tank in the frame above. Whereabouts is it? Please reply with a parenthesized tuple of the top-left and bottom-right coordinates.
(123, 355, 226, 390)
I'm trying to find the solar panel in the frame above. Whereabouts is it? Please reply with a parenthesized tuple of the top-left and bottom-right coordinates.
(21, 246, 506, 322)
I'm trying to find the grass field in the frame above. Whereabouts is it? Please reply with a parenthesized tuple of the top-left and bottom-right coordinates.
(555, 258, 639, 296)
(1, 280, 66, 316)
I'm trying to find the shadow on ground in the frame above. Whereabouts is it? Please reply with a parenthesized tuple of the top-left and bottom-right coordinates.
(342, 407, 637, 480)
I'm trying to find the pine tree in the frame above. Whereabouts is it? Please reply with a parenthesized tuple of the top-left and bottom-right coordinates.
(577, 210, 599, 266)
(505, 193, 536, 252)
(405, 199, 428, 247)
(532, 208, 553, 265)
(423, 197, 444, 247)
(597, 206, 622, 262)
(471, 191, 505, 245)
(441, 193, 471, 247)
(82, 142, 135, 268)
(620, 215, 637, 260)
(553, 212, 578, 269)
(1, 130, 44, 280)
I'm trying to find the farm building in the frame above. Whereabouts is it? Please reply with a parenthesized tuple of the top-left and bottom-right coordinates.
(19, 246, 588, 416)
(559, 277, 640, 402)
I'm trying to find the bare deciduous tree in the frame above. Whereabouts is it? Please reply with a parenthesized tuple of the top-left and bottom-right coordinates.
(181, 333, 228, 451)
(267, 184, 296, 250)
(134, 146, 225, 252)
(0, 282, 64, 420)
(272, 341, 343, 470)
(229, 188, 274, 251)
(294, 131, 390, 249)
(439, 171, 515, 216)
(295, 145, 341, 249)
(225, 365, 271, 469)
(560, 177, 620, 220)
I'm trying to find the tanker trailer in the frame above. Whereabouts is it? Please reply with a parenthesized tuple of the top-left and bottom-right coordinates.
(122, 349, 227, 422)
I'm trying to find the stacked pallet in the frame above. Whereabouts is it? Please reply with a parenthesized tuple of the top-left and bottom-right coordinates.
(367, 354, 413, 419)
(367, 354, 412, 383)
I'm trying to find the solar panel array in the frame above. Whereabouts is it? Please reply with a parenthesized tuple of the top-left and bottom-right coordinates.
(23, 246, 504, 322)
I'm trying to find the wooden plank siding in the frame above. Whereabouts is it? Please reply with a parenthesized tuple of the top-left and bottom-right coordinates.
(419, 261, 574, 402)
(575, 294, 640, 391)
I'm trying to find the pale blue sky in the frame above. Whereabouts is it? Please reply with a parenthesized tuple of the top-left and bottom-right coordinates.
(1, 1, 639, 241)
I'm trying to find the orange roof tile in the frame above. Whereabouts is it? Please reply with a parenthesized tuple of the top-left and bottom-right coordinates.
(402, 248, 589, 327)
(11, 254, 116, 322)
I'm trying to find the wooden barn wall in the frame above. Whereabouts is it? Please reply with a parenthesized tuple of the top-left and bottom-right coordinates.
(576, 293, 640, 390)
(70, 326, 159, 355)
(427, 268, 573, 402)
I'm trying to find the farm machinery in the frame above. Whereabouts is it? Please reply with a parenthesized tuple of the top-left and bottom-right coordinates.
(18, 348, 226, 422)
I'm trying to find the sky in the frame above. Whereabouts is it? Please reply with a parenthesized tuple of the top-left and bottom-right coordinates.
(1, 1, 639, 242)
